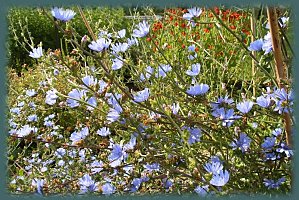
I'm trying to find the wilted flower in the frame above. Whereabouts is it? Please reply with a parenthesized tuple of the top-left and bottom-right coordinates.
(172, 102, 180, 115)
(51, 7, 76, 22)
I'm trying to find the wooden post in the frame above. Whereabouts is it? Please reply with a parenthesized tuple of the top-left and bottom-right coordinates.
(251, 8, 256, 97)
(267, 7, 292, 147)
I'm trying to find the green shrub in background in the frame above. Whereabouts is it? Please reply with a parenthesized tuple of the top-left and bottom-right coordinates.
(7, 7, 131, 74)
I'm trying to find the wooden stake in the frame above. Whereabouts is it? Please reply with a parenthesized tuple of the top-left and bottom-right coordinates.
(251, 8, 256, 97)
(267, 7, 292, 147)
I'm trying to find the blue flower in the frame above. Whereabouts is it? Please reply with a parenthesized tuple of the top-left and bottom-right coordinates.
(51, 7, 76, 22)
(236, 100, 254, 114)
(32, 179, 44, 195)
(26, 89, 37, 97)
(156, 64, 172, 78)
(186, 83, 209, 96)
(162, 178, 173, 190)
(108, 144, 125, 167)
(140, 66, 154, 81)
(212, 108, 241, 127)
(123, 134, 137, 151)
(210, 170, 230, 187)
(98, 80, 108, 94)
(276, 143, 293, 157)
(194, 185, 209, 196)
(91, 160, 104, 174)
(183, 7, 202, 27)
(186, 63, 201, 76)
(256, 96, 271, 108)
(66, 89, 86, 108)
(97, 127, 111, 137)
(261, 137, 276, 150)
(27, 114, 38, 122)
(172, 102, 180, 115)
(132, 21, 150, 38)
(88, 38, 111, 52)
(70, 127, 89, 145)
(29, 46, 43, 59)
(204, 160, 223, 174)
(127, 37, 139, 47)
(53, 69, 59, 76)
(265, 152, 279, 161)
(210, 95, 234, 110)
(187, 127, 202, 144)
(111, 58, 123, 70)
(55, 148, 66, 158)
(98, 30, 112, 38)
(143, 163, 160, 172)
(45, 89, 58, 105)
(130, 178, 143, 192)
(248, 39, 264, 51)
(230, 133, 251, 152)
(273, 88, 293, 114)
(106, 93, 123, 113)
(78, 174, 98, 194)
(111, 42, 129, 54)
(87, 96, 97, 110)
(263, 177, 286, 189)
(183, 7, 202, 20)
(272, 128, 282, 137)
(262, 32, 273, 54)
(117, 29, 126, 38)
(133, 88, 150, 103)
(107, 108, 120, 123)
(82, 75, 97, 87)
(102, 183, 116, 195)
